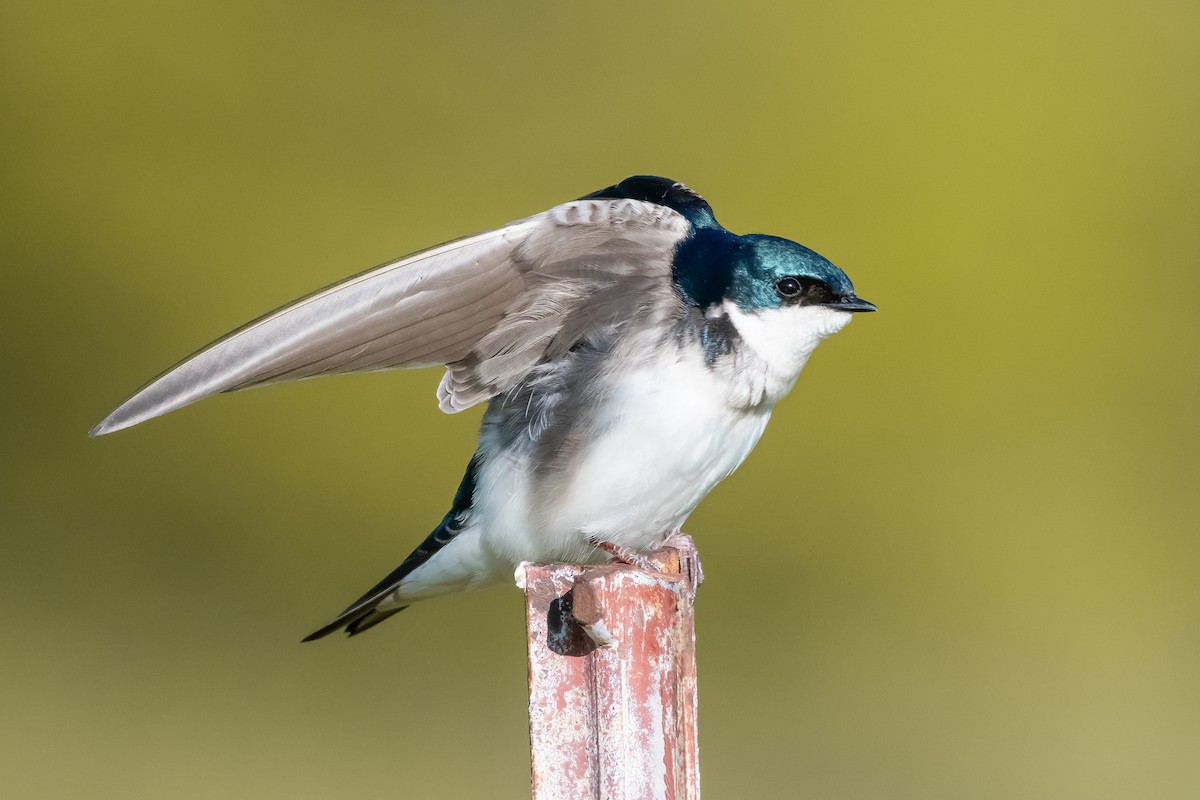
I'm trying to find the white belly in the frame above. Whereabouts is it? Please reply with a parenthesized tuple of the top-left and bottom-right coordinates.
(482, 349, 773, 564)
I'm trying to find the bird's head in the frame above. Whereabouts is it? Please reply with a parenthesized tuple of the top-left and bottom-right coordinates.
(674, 228, 875, 383)
(722, 234, 875, 370)
(730, 234, 875, 315)
(677, 228, 874, 326)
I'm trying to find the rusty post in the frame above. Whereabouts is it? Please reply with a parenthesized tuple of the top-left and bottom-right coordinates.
(519, 534, 702, 800)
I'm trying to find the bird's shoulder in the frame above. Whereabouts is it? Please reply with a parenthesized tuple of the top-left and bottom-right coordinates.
(577, 175, 718, 229)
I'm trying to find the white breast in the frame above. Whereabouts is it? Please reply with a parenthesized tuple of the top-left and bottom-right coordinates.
(479, 347, 773, 563)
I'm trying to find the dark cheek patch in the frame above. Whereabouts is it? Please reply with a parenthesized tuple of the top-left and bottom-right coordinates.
(798, 278, 835, 307)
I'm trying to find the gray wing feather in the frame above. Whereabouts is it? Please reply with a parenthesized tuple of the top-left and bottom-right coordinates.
(93, 198, 689, 436)
(438, 201, 688, 410)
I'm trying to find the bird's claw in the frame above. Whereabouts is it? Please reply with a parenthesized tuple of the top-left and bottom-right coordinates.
(588, 538, 659, 573)
(663, 531, 704, 590)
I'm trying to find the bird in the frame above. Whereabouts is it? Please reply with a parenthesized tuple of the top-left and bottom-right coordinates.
(91, 175, 876, 640)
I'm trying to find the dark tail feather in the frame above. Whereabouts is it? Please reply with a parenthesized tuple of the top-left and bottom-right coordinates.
(302, 457, 479, 643)
(345, 606, 408, 636)
(301, 603, 409, 642)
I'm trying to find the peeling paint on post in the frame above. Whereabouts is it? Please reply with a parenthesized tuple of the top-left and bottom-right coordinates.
(520, 535, 702, 800)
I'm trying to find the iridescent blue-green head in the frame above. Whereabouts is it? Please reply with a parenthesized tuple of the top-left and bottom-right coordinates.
(726, 234, 876, 314)
(666, 221, 876, 321)
(674, 228, 876, 373)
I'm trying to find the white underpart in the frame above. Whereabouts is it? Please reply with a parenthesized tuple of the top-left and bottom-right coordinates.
(720, 302, 853, 407)
(394, 304, 855, 602)
(523, 347, 773, 559)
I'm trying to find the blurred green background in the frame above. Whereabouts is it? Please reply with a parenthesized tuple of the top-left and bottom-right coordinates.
(3, 1, 1198, 798)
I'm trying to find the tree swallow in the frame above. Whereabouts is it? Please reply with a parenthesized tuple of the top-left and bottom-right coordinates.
(92, 176, 876, 640)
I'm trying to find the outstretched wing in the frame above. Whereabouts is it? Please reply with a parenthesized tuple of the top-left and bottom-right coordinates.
(91, 197, 691, 436)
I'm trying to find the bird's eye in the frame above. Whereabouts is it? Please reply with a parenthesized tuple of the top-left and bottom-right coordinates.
(775, 277, 803, 298)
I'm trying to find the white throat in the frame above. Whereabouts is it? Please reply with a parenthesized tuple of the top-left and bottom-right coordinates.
(719, 302, 853, 408)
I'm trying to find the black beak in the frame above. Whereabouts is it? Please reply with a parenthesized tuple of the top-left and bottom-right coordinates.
(824, 295, 878, 313)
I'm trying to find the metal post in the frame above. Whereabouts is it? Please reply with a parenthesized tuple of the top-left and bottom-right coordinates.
(520, 535, 702, 800)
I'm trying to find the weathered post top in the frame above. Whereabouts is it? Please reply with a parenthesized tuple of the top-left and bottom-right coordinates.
(519, 534, 702, 800)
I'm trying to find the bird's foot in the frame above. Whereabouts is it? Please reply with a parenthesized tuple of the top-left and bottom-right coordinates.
(587, 531, 703, 599)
